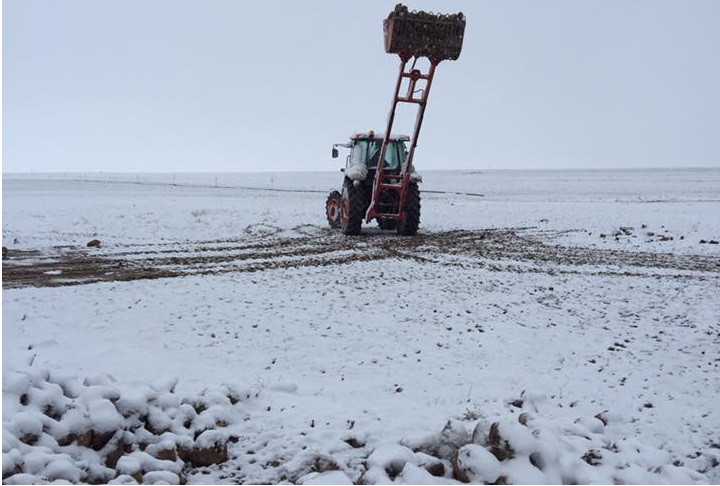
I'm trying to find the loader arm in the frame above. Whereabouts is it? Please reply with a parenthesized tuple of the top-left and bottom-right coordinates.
(365, 4, 466, 226)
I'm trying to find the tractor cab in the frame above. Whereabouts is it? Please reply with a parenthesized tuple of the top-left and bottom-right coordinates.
(332, 132, 410, 176)
(350, 134, 408, 173)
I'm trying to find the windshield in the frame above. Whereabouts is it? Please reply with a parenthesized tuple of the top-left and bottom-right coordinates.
(355, 140, 407, 170)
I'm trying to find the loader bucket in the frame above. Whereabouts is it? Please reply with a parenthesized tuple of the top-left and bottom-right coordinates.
(383, 4, 466, 62)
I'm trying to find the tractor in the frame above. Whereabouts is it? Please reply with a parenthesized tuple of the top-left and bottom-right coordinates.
(326, 131, 422, 235)
(326, 4, 466, 235)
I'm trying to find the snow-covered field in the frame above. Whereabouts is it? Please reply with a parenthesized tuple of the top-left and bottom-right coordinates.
(3, 169, 720, 484)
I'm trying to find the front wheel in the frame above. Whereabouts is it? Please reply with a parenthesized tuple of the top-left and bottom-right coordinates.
(326, 190, 342, 229)
(341, 180, 364, 235)
(397, 182, 421, 236)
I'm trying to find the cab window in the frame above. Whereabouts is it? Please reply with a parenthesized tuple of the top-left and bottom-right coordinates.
(359, 140, 407, 170)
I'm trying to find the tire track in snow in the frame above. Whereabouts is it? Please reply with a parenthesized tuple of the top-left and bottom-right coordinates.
(3, 228, 719, 289)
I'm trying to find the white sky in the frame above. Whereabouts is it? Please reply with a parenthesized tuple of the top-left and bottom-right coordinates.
(3, 0, 720, 172)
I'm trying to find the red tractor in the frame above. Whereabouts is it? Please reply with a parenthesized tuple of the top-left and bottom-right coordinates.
(326, 4, 466, 236)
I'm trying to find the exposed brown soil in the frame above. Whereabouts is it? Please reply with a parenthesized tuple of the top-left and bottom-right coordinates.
(3, 227, 719, 290)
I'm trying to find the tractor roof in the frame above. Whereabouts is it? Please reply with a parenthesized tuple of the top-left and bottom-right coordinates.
(351, 131, 410, 142)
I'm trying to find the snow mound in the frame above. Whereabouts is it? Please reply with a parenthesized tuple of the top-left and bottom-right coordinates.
(392, 401, 714, 485)
(2, 368, 258, 484)
(4, 370, 717, 484)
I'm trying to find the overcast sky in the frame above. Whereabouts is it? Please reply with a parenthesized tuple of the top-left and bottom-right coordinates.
(3, 0, 720, 172)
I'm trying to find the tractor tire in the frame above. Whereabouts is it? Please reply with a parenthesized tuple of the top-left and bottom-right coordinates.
(397, 182, 421, 236)
(378, 219, 397, 231)
(341, 179, 364, 235)
(326, 190, 342, 229)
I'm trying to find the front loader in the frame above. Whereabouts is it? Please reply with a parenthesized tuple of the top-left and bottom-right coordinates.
(326, 4, 466, 235)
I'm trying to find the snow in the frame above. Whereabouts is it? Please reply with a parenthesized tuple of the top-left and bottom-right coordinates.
(2, 169, 720, 484)
(350, 132, 410, 142)
(454, 444, 501, 483)
(345, 163, 369, 182)
(297, 470, 354, 484)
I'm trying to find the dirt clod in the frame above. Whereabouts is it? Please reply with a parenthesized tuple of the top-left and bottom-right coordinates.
(185, 442, 228, 467)
(488, 422, 515, 461)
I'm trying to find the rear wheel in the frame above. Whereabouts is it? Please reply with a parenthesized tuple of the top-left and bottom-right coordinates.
(326, 191, 342, 229)
(341, 179, 364, 235)
(397, 182, 421, 236)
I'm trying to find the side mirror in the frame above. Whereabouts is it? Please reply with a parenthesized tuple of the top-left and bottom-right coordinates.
(332, 147, 339, 158)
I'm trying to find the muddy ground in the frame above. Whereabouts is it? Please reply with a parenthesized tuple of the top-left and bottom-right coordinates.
(3, 227, 719, 290)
